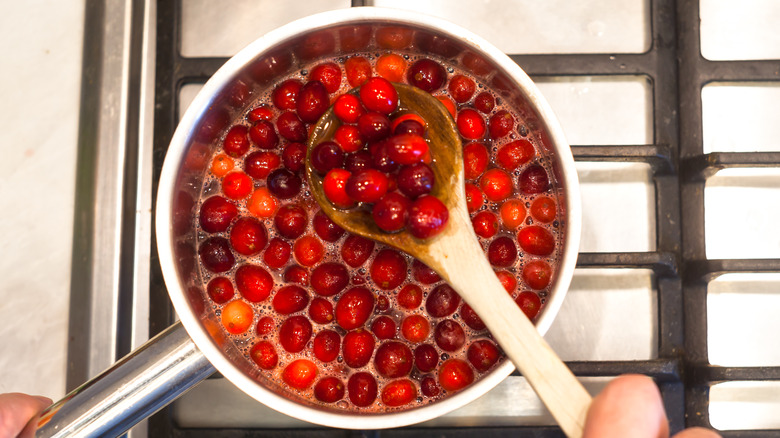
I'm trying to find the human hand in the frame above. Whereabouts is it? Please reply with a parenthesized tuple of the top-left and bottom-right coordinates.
(0, 392, 52, 438)
(583, 374, 721, 438)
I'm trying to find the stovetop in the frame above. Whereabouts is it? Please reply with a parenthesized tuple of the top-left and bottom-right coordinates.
(67, 0, 780, 437)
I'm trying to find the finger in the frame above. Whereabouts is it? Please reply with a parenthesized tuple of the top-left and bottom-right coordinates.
(583, 375, 670, 438)
(0, 393, 51, 438)
(673, 427, 722, 438)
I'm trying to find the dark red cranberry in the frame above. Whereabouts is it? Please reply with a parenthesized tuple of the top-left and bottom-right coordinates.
(284, 264, 309, 286)
(371, 140, 398, 173)
(518, 226, 555, 256)
(407, 195, 449, 239)
(272, 79, 302, 110)
(359, 77, 398, 114)
(263, 237, 291, 269)
(222, 125, 250, 158)
(313, 329, 341, 363)
(397, 163, 434, 199)
(457, 108, 486, 140)
(296, 80, 330, 123)
(235, 264, 274, 302)
(407, 59, 447, 92)
(276, 111, 306, 142)
(266, 168, 302, 199)
(199, 196, 237, 233)
(461, 303, 486, 330)
(467, 339, 501, 372)
(342, 329, 376, 368)
(310, 262, 349, 296)
(519, 164, 550, 194)
(333, 93, 365, 124)
(393, 119, 425, 136)
(309, 297, 335, 324)
(448, 74, 476, 103)
(335, 287, 375, 330)
(426, 284, 461, 317)
(244, 150, 280, 180)
(420, 376, 440, 397)
(229, 216, 267, 256)
(341, 234, 375, 267)
(374, 341, 413, 378)
(488, 110, 514, 139)
(474, 91, 495, 113)
(206, 276, 234, 304)
(199, 237, 234, 273)
(412, 259, 441, 284)
(279, 315, 312, 353)
(347, 372, 377, 407)
(522, 260, 552, 290)
(281, 142, 306, 172)
(312, 211, 345, 242)
(314, 376, 345, 403)
(272, 285, 310, 314)
(309, 62, 342, 93)
(472, 210, 499, 239)
(274, 204, 307, 239)
(414, 344, 439, 372)
(488, 236, 518, 267)
(249, 120, 279, 149)
(370, 249, 407, 290)
(372, 192, 410, 232)
(357, 112, 391, 142)
(345, 169, 389, 203)
(371, 316, 397, 340)
(344, 150, 372, 173)
(310, 141, 345, 175)
(434, 319, 466, 352)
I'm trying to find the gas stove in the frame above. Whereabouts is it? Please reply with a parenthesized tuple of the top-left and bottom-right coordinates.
(67, 0, 780, 436)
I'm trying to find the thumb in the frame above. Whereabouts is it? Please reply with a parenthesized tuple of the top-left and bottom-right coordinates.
(583, 375, 669, 438)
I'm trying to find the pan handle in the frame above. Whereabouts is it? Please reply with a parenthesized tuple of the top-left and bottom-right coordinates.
(35, 321, 215, 438)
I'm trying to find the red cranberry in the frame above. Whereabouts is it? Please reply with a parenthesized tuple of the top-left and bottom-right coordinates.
(397, 284, 423, 309)
(272, 285, 309, 314)
(457, 108, 486, 140)
(522, 260, 552, 290)
(519, 164, 550, 194)
(463, 142, 489, 180)
(199, 196, 237, 233)
(374, 341, 413, 378)
(235, 264, 274, 302)
(357, 112, 391, 142)
(376, 294, 390, 312)
(323, 168, 354, 209)
(345, 56, 372, 87)
(282, 359, 317, 390)
(387, 133, 429, 165)
(516, 290, 542, 320)
(309, 61, 342, 93)
(281, 143, 306, 173)
(250, 341, 278, 370)
(472, 210, 499, 239)
(256, 316, 275, 335)
(266, 168, 302, 199)
(407, 195, 449, 239)
(474, 91, 495, 113)
(293, 235, 324, 267)
(222, 125, 250, 158)
(426, 284, 461, 317)
(263, 237, 291, 269)
(461, 303, 486, 330)
(341, 234, 375, 267)
(309, 297, 335, 324)
(496, 270, 518, 293)
(313, 329, 341, 362)
(229, 216, 268, 256)
(393, 119, 425, 136)
(279, 315, 312, 353)
(277, 111, 306, 142)
(488, 110, 515, 139)
(314, 376, 345, 403)
(407, 58, 447, 92)
(284, 264, 309, 286)
(296, 80, 330, 123)
(272, 79, 302, 110)
(206, 276, 234, 304)
(247, 105, 273, 122)
(531, 196, 557, 223)
(311, 141, 345, 175)
(344, 150, 372, 173)
(345, 169, 389, 203)
(310, 262, 349, 296)
(465, 182, 484, 213)
(497, 139, 535, 171)
(334, 94, 365, 124)
(199, 237, 234, 273)
(249, 120, 279, 150)
(347, 372, 377, 407)
(333, 124, 364, 153)
(222, 171, 253, 200)
(244, 150, 280, 179)
(518, 226, 555, 256)
(335, 287, 375, 330)
(370, 249, 407, 290)
(421, 376, 440, 397)
(488, 236, 518, 267)
(434, 319, 466, 352)
(274, 204, 307, 239)
(359, 77, 398, 114)
(448, 74, 476, 103)
(467, 339, 500, 372)
(400, 314, 430, 343)
(371, 316, 397, 340)
(342, 329, 375, 368)
(414, 344, 439, 372)
(312, 211, 345, 242)
(438, 359, 474, 392)
(381, 379, 417, 407)
(480, 168, 514, 202)
(370, 140, 399, 173)
(412, 259, 441, 284)
(372, 192, 410, 232)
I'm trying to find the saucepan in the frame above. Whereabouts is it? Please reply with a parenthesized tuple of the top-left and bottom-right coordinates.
(36, 7, 580, 437)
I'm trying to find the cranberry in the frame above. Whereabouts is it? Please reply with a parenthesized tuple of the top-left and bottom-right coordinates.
(263, 237, 291, 269)
(347, 372, 377, 407)
(309, 297, 335, 324)
(296, 80, 330, 123)
(373, 341, 414, 378)
(341, 234, 375, 267)
(309, 62, 342, 93)
(467, 339, 500, 372)
(421, 376, 440, 397)
(293, 235, 324, 267)
(407, 59, 446, 92)
(229, 216, 267, 256)
(222, 171, 253, 200)
(222, 125, 250, 158)
(276, 112, 306, 142)
(460, 303, 486, 331)
(323, 168, 354, 209)
(463, 142, 489, 180)
(310, 262, 349, 296)
(359, 77, 398, 114)
(414, 344, 439, 372)
(426, 284, 461, 317)
(247, 105, 273, 122)
(221, 300, 253, 334)
(313, 329, 341, 363)
(434, 319, 466, 352)
(519, 164, 550, 194)
(370, 140, 398, 173)
(480, 168, 514, 202)
(342, 329, 375, 368)
(496, 270, 518, 293)
(522, 260, 552, 290)
(281, 143, 306, 173)
(345, 169, 389, 203)
(279, 315, 313, 353)
(516, 290, 542, 320)
(438, 359, 474, 392)
(249, 120, 279, 150)
(313, 211, 345, 242)
(206, 276, 234, 304)
(531, 196, 557, 223)
(456, 108, 486, 140)
(272, 285, 309, 314)
(256, 316, 275, 335)
(407, 195, 449, 239)
(497, 139, 535, 171)
(448, 74, 476, 103)
(376, 53, 406, 82)
(334, 94, 365, 124)
(267, 168, 302, 199)
(310, 142, 344, 176)
(357, 112, 391, 142)
(381, 379, 417, 407)
(244, 150, 280, 179)
(199, 237, 234, 273)
(376, 294, 390, 312)
(370, 249, 407, 290)
(335, 287, 375, 330)
(235, 264, 273, 302)
(199, 196, 237, 233)
(371, 316, 397, 340)
(465, 182, 484, 213)
(284, 264, 309, 286)
(272, 79, 302, 110)
(387, 134, 429, 165)
(473, 91, 495, 113)
(344, 150, 372, 173)
(412, 259, 441, 284)
(500, 199, 527, 230)
(400, 314, 430, 343)
(397, 284, 423, 309)
(393, 119, 425, 136)
(472, 210, 499, 238)
(488, 236, 518, 267)
(372, 192, 410, 232)
(518, 226, 555, 256)
(273, 204, 307, 239)
(345, 56, 372, 87)
(333, 124, 364, 153)
(376, 26, 414, 49)
(282, 359, 318, 390)
(314, 376, 345, 403)
(488, 110, 514, 139)
(250, 341, 278, 370)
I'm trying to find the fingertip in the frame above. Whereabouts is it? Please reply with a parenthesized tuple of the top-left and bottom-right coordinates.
(673, 427, 723, 438)
(583, 375, 669, 438)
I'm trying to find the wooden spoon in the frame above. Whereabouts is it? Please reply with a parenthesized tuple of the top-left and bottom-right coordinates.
(306, 83, 591, 437)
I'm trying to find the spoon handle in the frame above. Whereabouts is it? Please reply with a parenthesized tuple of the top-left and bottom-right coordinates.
(428, 213, 591, 437)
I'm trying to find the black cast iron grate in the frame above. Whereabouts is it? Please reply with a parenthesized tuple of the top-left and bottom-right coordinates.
(146, 0, 780, 436)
